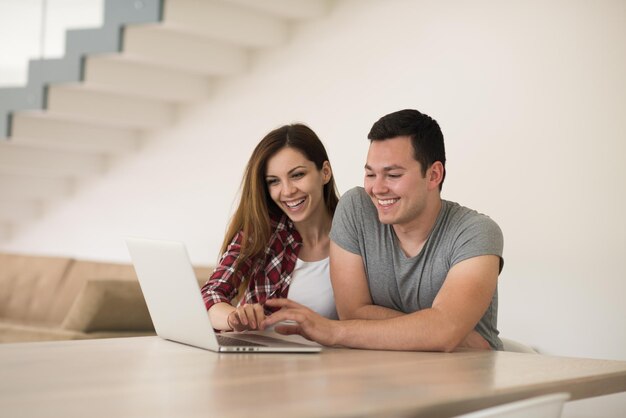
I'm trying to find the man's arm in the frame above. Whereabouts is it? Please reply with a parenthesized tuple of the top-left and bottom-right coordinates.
(338, 254, 500, 351)
(330, 241, 403, 320)
(265, 254, 500, 352)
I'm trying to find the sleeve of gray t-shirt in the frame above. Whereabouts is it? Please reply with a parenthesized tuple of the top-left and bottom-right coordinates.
(329, 187, 365, 255)
(450, 213, 504, 273)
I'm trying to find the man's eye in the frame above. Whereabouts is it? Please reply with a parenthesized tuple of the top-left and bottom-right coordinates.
(365, 173, 375, 178)
(388, 174, 402, 179)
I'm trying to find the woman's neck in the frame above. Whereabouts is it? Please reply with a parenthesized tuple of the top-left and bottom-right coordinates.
(294, 210, 332, 261)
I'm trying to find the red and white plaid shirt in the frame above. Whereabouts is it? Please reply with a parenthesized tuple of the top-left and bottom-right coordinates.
(201, 214, 302, 314)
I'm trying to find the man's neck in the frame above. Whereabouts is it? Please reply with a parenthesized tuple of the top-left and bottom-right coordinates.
(392, 197, 442, 258)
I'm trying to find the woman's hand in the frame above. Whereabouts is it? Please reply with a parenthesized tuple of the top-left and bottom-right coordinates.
(227, 303, 266, 331)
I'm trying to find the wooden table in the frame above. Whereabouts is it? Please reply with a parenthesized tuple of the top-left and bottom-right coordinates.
(1, 336, 625, 418)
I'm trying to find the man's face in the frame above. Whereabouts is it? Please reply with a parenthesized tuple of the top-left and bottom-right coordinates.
(364, 136, 432, 228)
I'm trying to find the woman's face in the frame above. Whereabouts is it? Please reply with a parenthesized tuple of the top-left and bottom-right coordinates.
(265, 147, 331, 225)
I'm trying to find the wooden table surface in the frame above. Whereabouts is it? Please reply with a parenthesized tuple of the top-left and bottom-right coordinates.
(1, 336, 625, 418)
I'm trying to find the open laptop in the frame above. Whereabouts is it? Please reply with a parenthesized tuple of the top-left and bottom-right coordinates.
(125, 237, 321, 353)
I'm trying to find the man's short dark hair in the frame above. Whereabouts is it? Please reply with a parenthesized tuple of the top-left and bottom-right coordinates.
(368, 109, 446, 190)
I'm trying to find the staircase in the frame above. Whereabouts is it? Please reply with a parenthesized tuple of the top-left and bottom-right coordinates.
(0, 0, 331, 242)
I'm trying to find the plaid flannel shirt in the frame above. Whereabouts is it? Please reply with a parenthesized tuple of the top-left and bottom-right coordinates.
(201, 214, 302, 314)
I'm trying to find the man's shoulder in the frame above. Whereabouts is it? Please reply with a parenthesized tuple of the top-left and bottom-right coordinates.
(443, 200, 496, 222)
(342, 186, 368, 200)
(337, 187, 372, 209)
(331, 187, 379, 238)
(442, 200, 502, 235)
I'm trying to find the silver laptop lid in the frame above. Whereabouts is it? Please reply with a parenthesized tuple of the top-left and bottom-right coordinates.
(125, 237, 321, 353)
(126, 237, 221, 351)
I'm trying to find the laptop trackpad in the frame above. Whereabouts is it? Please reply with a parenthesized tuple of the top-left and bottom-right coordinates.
(227, 331, 315, 348)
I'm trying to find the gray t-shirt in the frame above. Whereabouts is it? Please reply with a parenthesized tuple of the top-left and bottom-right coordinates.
(329, 187, 504, 350)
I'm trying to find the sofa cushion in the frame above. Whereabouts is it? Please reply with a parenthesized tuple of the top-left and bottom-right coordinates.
(1, 249, 215, 343)
(61, 270, 214, 333)
(0, 253, 73, 325)
(48, 260, 139, 325)
(61, 278, 154, 332)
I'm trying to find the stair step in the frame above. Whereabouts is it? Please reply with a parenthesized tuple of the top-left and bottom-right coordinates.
(0, 173, 72, 200)
(0, 0, 163, 138)
(225, 0, 330, 20)
(11, 111, 140, 154)
(0, 87, 42, 137)
(0, 0, 335, 240)
(102, 0, 162, 25)
(61, 0, 162, 58)
(84, 54, 212, 102)
(46, 84, 175, 129)
(27, 57, 82, 91)
(163, 0, 288, 47)
(0, 142, 106, 177)
(122, 24, 248, 75)
(64, 27, 119, 60)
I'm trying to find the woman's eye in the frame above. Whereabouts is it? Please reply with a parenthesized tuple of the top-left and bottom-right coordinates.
(266, 179, 279, 186)
(292, 172, 305, 179)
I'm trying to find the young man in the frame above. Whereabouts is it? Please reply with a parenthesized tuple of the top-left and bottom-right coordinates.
(263, 109, 504, 351)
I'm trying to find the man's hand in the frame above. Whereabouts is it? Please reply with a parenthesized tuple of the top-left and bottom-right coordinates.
(262, 299, 340, 347)
(227, 303, 266, 331)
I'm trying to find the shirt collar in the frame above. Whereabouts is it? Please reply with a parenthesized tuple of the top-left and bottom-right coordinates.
(270, 213, 302, 246)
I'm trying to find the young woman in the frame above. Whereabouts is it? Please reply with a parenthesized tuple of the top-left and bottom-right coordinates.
(201, 124, 340, 331)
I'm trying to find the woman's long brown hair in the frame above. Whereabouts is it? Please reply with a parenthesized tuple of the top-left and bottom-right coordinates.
(219, 124, 340, 282)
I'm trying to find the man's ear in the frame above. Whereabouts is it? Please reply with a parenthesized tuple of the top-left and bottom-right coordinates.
(428, 161, 444, 190)
(322, 161, 332, 185)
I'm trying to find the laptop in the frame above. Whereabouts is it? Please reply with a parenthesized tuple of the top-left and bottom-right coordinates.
(125, 237, 321, 353)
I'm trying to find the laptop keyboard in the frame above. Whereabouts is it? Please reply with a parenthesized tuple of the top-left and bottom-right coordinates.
(217, 335, 265, 347)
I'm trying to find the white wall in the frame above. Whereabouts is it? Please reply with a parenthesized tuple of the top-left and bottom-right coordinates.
(2, 0, 625, 413)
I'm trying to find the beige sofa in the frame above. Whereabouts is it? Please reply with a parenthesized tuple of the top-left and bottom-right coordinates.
(0, 252, 213, 343)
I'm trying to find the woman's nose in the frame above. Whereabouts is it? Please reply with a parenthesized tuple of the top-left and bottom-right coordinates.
(282, 180, 297, 196)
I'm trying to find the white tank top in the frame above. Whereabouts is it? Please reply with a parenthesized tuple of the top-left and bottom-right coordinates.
(287, 257, 338, 319)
